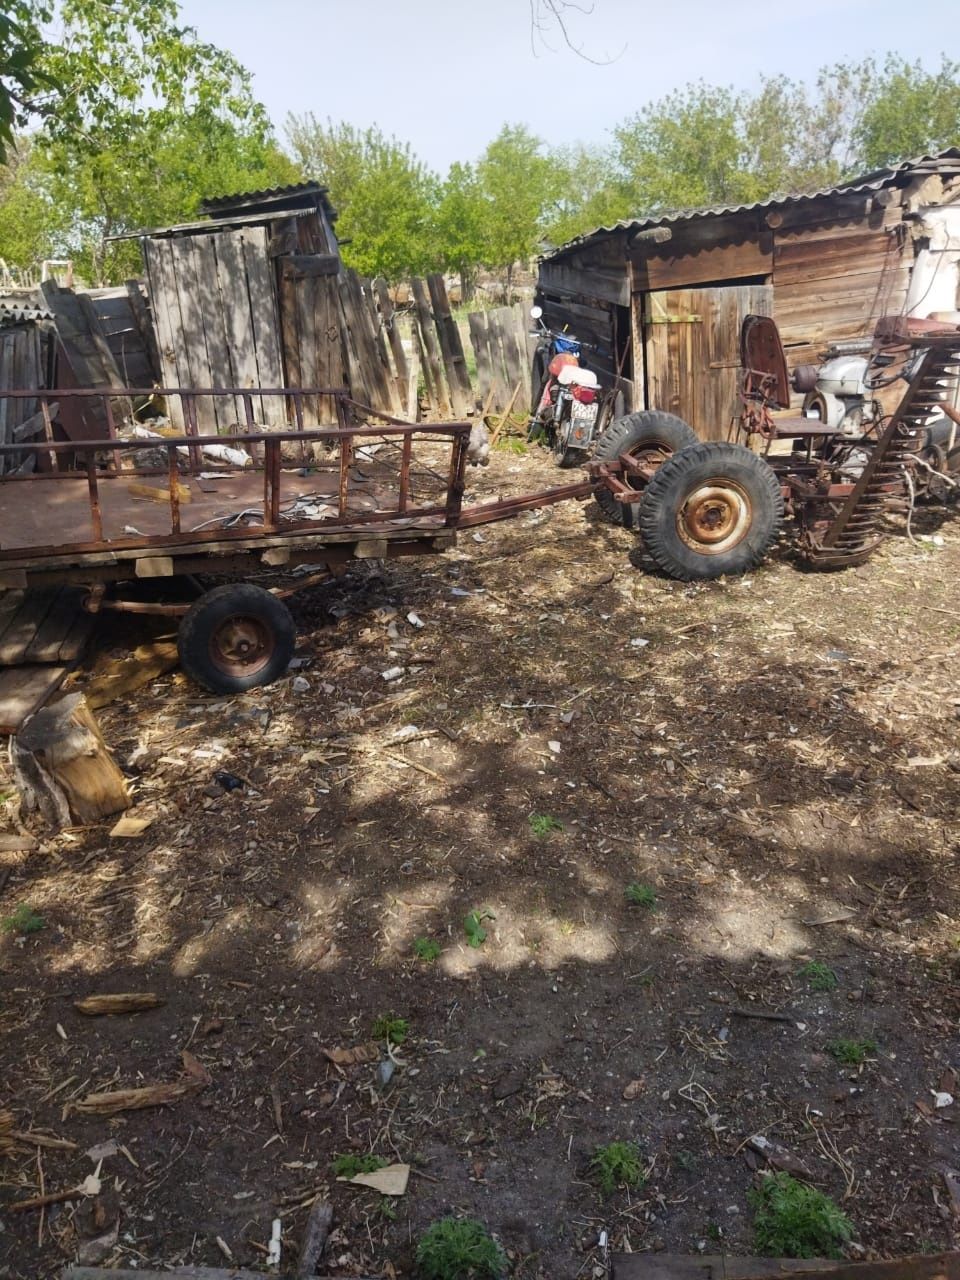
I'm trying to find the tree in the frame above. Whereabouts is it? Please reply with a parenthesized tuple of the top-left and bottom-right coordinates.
(285, 116, 437, 281)
(854, 55, 960, 170)
(0, 0, 296, 283)
(434, 162, 488, 301)
(0, 136, 65, 276)
(542, 143, 633, 249)
(0, 1, 50, 162)
(477, 124, 551, 289)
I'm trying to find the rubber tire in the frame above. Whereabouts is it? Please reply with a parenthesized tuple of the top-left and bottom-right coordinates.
(178, 583, 296, 694)
(531, 353, 547, 415)
(638, 441, 784, 581)
(593, 410, 698, 527)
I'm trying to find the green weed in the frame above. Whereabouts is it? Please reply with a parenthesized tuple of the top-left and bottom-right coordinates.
(827, 1037, 876, 1065)
(493, 435, 527, 455)
(464, 909, 494, 948)
(332, 1152, 388, 1178)
(528, 813, 562, 838)
(589, 1140, 645, 1197)
(372, 1015, 409, 1046)
(416, 1216, 506, 1280)
(2, 904, 45, 935)
(750, 1172, 853, 1258)
(798, 961, 838, 992)
(413, 936, 442, 962)
(625, 882, 657, 908)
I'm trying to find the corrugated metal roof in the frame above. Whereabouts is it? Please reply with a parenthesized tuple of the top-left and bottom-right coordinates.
(201, 181, 332, 217)
(545, 147, 960, 260)
(0, 301, 53, 325)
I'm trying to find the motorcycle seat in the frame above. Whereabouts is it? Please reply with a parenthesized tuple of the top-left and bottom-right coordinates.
(556, 365, 599, 389)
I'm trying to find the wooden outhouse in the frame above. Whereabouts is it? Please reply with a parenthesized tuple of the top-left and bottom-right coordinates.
(536, 149, 960, 439)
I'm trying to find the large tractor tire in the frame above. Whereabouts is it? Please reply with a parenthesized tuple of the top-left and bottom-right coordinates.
(593, 410, 698, 527)
(638, 441, 784, 581)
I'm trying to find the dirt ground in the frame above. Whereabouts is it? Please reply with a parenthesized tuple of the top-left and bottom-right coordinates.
(2, 439, 960, 1279)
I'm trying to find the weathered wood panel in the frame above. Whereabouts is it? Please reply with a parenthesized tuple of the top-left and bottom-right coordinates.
(142, 238, 190, 429)
(374, 278, 409, 409)
(427, 273, 471, 416)
(411, 277, 449, 417)
(645, 283, 772, 439)
(634, 235, 772, 291)
(537, 258, 630, 308)
(239, 229, 286, 426)
(215, 230, 266, 424)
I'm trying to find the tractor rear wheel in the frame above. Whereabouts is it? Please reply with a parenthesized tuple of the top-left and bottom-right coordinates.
(593, 410, 698, 527)
(638, 441, 783, 581)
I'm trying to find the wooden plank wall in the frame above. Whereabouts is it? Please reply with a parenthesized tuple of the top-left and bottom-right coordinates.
(41, 281, 131, 437)
(406, 275, 472, 418)
(466, 305, 534, 415)
(0, 322, 46, 474)
(83, 285, 159, 387)
(143, 228, 286, 431)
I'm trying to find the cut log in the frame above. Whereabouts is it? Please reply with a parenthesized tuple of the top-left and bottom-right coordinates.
(12, 693, 131, 828)
(74, 993, 163, 1016)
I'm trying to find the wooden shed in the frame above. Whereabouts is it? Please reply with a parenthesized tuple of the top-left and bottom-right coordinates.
(536, 149, 960, 439)
(131, 181, 348, 430)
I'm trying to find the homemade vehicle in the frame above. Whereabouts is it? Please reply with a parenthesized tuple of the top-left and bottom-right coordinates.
(589, 314, 960, 581)
(0, 387, 591, 695)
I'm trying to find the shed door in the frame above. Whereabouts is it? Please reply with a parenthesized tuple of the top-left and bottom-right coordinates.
(644, 284, 773, 440)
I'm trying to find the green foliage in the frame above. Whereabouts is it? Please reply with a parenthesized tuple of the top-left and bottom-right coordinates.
(372, 1015, 409, 1046)
(0, 2, 52, 162)
(413, 936, 442, 962)
(750, 1172, 853, 1258)
(528, 813, 563, 837)
(854, 55, 960, 169)
(477, 123, 551, 282)
(798, 961, 838, 992)
(590, 1141, 644, 1197)
(415, 1216, 506, 1280)
(332, 1152, 388, 1178)
(827, 1037, 876, 1065)
(625, 882, 657, 908)
(464, 909, 494, 948)
(2, 904, 45, 934)
(286, 116, 436, 281)
(435, 161, 489, 300)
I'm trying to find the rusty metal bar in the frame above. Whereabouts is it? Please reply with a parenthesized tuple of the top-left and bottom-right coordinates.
(167, 445, 181, 534)
(455, 481, 593, 528)
(85, 454, 103, 542)
(398, 432, 413, 513)
(182, 394, 202, 473)
(242, 393, 255, 432)
(103, 396, 121, 474)
(444, 430, 470, 526)
(263, 438, 281, 530)
(338, 434, 353, 518)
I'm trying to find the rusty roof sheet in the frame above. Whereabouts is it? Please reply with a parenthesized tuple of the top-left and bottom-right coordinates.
(544, 147, 960, 260)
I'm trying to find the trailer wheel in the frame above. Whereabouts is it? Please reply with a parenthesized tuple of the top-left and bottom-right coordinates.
(593, 411, 698, 527)
(639, 442, 783, 581)
(178, 584, 296, 694)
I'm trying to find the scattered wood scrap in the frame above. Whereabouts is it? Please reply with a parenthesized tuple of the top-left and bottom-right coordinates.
(84, 639, 179, 709)
(297, 1200, 333, 1279)
(73, 993, 163, 1016)
(70, 1077, 204, 1118)
(12, 692, 130, 827)
(611, 1254, 960, 1279)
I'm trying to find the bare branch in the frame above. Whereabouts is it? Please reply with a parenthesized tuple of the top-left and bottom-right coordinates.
(529, 0, 625, 66)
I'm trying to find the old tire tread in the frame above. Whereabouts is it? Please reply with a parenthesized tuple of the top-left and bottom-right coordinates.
(178, 583, 296, 695)
(638, 441, 783, 581)
(593, 410, 698, 526)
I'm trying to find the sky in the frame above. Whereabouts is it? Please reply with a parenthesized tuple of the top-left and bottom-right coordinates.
(178, 0, 959, 172)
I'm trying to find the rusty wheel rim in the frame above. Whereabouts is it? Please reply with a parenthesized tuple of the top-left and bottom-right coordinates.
(624, 442, 673, 493)
(208, 615, 275, 678)
(676, 479, 752, 555)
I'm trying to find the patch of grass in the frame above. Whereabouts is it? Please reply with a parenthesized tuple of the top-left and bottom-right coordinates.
(493, 434, 527, 455)
(2, 904, 45, 935)
(589, 1140, 645, 1197)
(750, 1172, 853, 1258)
(413, 936, 442, 962)
(798, 960, 838, 992)
(827, 1037, 876, 1065)
(332, 1152, 388, 1178)
(372, 1015, 409, 1046)
(625, 882, 657, 908)
(464, 909, 494, 948)
(528, 813, 562, 838)
(416, 1216, 506, 1280)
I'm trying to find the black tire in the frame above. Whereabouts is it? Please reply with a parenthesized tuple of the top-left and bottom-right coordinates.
(531, 353, 548, 415)
(593, 410, 699, 527)
(178, 583, 296, 694)
(638, 441, 783, 581)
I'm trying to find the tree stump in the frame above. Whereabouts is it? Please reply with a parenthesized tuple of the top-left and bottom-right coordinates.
(12, 692, 130, 828)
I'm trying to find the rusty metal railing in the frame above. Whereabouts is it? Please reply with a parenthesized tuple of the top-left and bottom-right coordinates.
(0, 386, 471, 561)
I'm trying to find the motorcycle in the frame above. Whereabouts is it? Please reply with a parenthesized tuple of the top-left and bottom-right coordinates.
(527, 306, 602, 468)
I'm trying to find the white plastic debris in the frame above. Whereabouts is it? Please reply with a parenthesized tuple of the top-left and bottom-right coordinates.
(547, 740, 562, 754)
(450, 587, 472, 597)
(630, 637, 649, 648)
(291, 676, 310, 694)
(407, 611, 424, 628)
(390, 725, 420, 743)
(933, 1090, 954, 1108)
(381, 666, 405, 682)
(267, 1217, 282, 1267)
